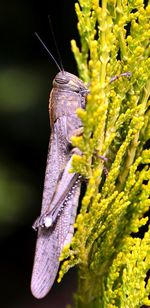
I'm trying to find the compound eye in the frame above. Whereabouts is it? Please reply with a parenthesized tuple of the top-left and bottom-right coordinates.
(55, 76, 69, 84)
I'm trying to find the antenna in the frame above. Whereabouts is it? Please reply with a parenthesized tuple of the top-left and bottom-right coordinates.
(35, 32, 62, 72)
(48, 15, 64, 72)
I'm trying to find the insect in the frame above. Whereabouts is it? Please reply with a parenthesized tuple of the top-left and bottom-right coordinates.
(31, 34, 89, 299)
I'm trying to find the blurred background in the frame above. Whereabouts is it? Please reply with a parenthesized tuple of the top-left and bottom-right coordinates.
(0, 0, 79, 307)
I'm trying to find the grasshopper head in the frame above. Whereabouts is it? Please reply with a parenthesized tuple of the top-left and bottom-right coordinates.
(53, 71, 89, 96)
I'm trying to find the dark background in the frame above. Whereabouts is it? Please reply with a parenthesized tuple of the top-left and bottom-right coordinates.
(0, 0, 79, 307)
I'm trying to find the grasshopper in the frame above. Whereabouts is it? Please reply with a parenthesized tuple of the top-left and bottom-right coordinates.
(31, 69, 89, 299)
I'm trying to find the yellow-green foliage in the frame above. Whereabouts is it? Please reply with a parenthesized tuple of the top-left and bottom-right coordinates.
(59, 0, 150, 307)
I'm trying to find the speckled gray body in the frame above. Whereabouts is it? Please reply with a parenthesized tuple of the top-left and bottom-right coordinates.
(31, 71, 88, 299)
